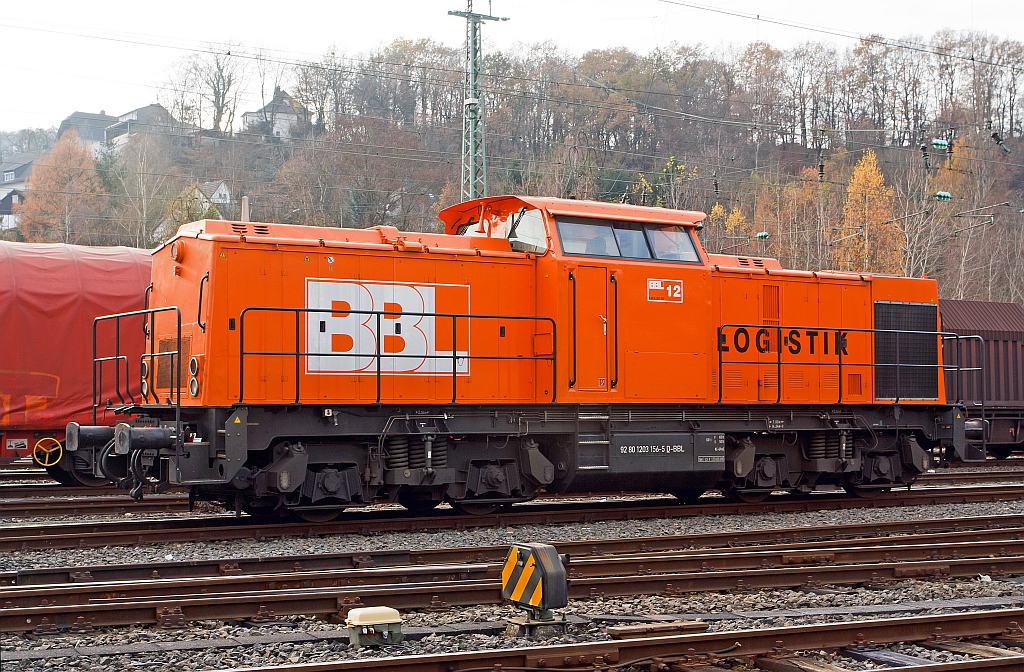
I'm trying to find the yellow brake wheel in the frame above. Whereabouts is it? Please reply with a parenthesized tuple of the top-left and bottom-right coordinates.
(33, 438, 63, 468)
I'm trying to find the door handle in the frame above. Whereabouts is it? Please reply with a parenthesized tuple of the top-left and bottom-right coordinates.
(599, 314, 607, 336)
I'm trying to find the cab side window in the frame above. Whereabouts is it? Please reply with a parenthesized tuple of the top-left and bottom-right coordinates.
(556, 219, 620, 257)
(646, 225, 701, 262)
(613, 222, 651, 259)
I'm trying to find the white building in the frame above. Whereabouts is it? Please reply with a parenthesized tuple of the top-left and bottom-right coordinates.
(242, 87, 308, 139)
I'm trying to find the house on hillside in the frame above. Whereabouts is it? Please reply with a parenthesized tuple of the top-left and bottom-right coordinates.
(106, 104, 194, 148)
(0, 153, 36, 231)
(0, 189, 25, 232)
(200, 180, 232, 208)
(1, 153, 35, 194)
(57, 111, 118, 156)
(163, 180, 233, 232)
(241, 87, 308, 139)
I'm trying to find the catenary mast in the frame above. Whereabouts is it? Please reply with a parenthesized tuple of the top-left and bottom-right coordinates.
(449, 1, 507, 202)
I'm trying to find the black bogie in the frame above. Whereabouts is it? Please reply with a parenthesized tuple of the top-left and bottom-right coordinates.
(69, 401, 958, 513)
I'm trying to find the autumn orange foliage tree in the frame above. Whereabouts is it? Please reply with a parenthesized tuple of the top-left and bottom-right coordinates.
(16, 130, 102, 243)
(832, 149, 900, 273)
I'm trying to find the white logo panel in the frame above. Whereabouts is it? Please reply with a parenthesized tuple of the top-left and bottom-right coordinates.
(306, 280, 469, 375)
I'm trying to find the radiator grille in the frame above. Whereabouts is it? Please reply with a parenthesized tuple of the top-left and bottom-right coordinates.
(156, 336, 191, 390)
(874, 302, 938, 399)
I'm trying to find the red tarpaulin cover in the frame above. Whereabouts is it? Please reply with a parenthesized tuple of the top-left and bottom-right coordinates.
(0, 241, 152, 458)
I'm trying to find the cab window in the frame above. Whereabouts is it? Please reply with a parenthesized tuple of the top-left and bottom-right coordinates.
(645, 224, 701, 262)
(556, 218, 620, 257)
(613, 222, 651, 259)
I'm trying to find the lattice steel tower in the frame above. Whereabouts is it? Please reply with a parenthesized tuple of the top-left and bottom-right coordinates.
(449, 1, 507, 202)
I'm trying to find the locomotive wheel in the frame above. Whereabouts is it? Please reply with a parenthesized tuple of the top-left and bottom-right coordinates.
(241, 504, 286, 521)
(293, 508, 345, 523)
(727, 486, 773, 503)
(843, 483, 890, 499)
(398, 495, 442, 515)
(988, 446, 1014, 460)
(671, 489, 707, 504)
(451, 500, 502, 516)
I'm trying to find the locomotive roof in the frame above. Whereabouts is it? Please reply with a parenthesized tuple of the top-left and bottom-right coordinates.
(437, 195, 707, 234)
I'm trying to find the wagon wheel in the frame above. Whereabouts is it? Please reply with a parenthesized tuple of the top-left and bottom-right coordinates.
(47, 464, 110, 488)
(32, 438, 63, 468)
(987, 446, 1014, 460)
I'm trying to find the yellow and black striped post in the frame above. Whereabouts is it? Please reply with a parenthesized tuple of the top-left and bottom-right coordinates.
(500, 543, 568, 613)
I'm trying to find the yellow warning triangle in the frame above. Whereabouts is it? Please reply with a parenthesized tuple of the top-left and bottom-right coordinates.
(234, 417, 242, 424)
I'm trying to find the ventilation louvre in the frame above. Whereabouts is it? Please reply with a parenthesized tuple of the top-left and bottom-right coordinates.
(762, 285, 780, 325)
(230, 223, 248, 234)
(725, 369, 744, 388)
(253, 224, 271, 235)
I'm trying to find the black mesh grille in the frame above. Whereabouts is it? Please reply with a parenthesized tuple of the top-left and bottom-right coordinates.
(874, 302, 938, 399)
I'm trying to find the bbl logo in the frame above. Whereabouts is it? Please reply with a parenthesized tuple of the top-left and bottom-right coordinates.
(306, 280, 470, 374)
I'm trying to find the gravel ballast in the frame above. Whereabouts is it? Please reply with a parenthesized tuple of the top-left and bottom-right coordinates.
(3, 499, 1024, 670)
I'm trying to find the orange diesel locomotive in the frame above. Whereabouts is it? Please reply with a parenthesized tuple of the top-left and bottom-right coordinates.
(68, 196, 979, 517)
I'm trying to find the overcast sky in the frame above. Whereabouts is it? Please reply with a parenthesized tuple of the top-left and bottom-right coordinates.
(2, 0, 1022, 131)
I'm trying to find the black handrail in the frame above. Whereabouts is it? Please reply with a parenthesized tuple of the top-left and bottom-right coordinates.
(197, 272, 209, 332)
(142, 284, 152, 335)
(93, 307, 182, 449)
(568, 270, 577, 388)
(238, 307, 557, 405)
(716, 322, 984, 406)
(610, 274, 619, 388)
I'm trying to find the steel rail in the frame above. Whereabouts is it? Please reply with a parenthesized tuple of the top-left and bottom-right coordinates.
(2, 484, 1024, 552)
(214, 609, 1024, 671)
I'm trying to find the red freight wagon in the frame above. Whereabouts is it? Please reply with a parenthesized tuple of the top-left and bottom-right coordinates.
(940, 299, 1024, 458)
(0, 241, 151, 483)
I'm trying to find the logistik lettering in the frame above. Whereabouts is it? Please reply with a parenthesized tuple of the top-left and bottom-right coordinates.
(718, 328, 849, 356)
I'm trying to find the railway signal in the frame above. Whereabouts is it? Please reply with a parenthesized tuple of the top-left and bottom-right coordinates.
(502, 543, 569, 637)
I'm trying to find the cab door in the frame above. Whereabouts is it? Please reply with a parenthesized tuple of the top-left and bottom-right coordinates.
(575, 265, 610, 392)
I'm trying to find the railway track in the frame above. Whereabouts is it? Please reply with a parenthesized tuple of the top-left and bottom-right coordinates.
(0, 469, 48, 483)
(917, 469, 1024, 485)
(0, 467, 1018, 518)
(3, 514, 1024, 631)
(2, 483, 1023, 551)
(6, 511, 1024, 585)
(0, 467, 1015, 497)
(0, 466, 1016, 519)
(0, 493, 189, 518)
(214, 609, 1024, 672)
